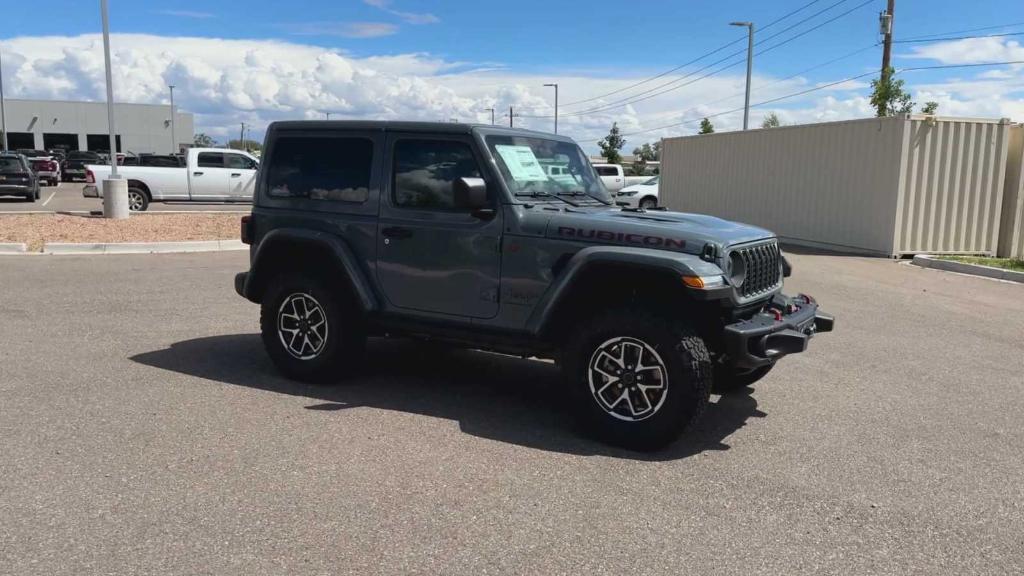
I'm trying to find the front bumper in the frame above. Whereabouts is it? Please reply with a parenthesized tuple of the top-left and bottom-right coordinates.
(0, 185, 33, 196)
(83, 185, 99, 198)
(615, 194, 639, 208)
(723, 293, 834, 370)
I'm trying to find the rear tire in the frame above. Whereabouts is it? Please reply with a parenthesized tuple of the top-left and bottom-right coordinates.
(260, 273, 366, 384)
(713, 364, 774, 394)
(127, 187, 149, 212)
(563, 308, 712, 451)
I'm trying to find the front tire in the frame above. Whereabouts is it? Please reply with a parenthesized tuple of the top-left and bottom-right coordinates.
(639, 197, 657, 210)
(260, 273, 365, 383)
(563, 309, 712, 451)
(127, 187, 149, 212)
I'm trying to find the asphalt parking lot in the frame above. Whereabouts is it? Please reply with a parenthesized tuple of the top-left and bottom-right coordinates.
(1, 251, 1022, 574)
(0, 182, 251, 213)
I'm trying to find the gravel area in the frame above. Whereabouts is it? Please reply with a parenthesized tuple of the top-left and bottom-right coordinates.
(0, 214, 241, 251)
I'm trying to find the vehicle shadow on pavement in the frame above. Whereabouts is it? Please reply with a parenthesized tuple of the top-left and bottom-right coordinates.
(130, 334, 766, 461)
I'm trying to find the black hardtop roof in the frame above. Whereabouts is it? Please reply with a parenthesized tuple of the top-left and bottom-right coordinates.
(267, 120, 576, 143)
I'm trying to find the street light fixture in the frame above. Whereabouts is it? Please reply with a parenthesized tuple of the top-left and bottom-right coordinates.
(543, 83, 559, 134)
(730, 21, 754, 130)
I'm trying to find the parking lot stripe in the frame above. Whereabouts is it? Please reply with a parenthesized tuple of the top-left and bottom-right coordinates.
(42, 191, 57, 206)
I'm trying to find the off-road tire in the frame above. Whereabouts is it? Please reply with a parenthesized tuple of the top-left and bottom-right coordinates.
(713, 364, 774, 394)
(563, 308, 712, 451)
(260, 273, 366, 384)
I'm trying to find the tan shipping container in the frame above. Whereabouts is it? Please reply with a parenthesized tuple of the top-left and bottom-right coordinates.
(660, 115, 1013, 257)
(998, 124, 1024, 258)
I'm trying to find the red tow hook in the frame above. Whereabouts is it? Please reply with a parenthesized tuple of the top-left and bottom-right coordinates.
(799, 293, 816, 304)
(770, 308, 783, 322)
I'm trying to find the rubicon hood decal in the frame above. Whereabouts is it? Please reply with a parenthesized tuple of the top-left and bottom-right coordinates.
(557, 226, 686, 250)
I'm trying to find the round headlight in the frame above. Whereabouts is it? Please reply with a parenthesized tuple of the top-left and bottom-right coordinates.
(728, 252, 746, 287)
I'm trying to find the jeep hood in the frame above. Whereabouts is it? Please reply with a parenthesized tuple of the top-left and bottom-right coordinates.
(544, 208, 774, 254)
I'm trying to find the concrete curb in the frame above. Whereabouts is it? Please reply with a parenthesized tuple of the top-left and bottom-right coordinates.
(41, 239, 246, 255)
(912, 255, 1024, 284)
(0, 243, 28, 253)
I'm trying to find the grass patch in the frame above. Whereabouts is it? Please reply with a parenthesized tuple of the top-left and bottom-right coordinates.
(937, 256, 1024, 272)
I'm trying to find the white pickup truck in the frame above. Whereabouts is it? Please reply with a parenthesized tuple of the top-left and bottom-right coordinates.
(592, 163, 650, 193)
(83, 148, 259, 211)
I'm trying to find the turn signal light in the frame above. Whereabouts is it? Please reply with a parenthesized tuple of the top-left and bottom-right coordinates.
(682, 275, 726, 289)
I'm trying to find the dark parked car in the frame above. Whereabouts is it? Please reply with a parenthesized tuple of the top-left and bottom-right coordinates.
(0, 154, 41, 201)
(64, 151, 102, 182)
(234, 121, 834, 450)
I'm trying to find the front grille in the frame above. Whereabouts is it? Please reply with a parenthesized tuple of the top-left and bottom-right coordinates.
(734, 240, 782, 298)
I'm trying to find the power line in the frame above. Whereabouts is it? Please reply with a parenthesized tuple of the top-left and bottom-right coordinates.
(893, 31, 1024, 44)
(617, 60, 1024, 138)
(539, 0, 876, 119)
(559, 0, 832, 108)
(896, 21, 1024, 42)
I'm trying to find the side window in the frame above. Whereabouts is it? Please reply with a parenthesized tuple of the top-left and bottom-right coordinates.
(266, 136, 373, 202)
(393, 139, 481, 210)
(225, 154, 257, 170)
(596, 166, 619, 177)
(197, 152, 225, 168)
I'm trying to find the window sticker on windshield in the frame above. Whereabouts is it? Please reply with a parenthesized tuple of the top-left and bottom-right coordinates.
(494, 145, 549, 182)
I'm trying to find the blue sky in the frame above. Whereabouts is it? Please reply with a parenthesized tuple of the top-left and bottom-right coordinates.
(2, 0, 1023, 148)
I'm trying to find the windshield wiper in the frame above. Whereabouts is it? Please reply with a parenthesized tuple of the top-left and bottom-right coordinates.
(556, 190, 611, 205)
(514, 191, 576, 205)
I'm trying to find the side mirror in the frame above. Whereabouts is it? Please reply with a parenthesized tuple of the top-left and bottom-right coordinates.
(453, 177, 488, 210)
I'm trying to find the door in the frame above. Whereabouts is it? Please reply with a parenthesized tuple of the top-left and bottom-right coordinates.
(224, 152, 259, 199)
(376, 135, 502, 319)
(189, 152, 232, 200)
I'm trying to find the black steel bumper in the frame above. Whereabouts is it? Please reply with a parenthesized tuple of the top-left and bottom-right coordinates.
(723, 293, 834, 370)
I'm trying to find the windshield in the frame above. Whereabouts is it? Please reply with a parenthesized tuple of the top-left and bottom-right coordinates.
(484, 135, 610, 204)
(0, 157, 26, 171)
(643, 175, 660, 185)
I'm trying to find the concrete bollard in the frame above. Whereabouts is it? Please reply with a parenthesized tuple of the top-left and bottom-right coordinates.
(102, 176, 129, 219)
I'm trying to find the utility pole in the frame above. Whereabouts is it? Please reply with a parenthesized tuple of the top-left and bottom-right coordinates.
(485, 107, 495, 125)
(168, 84, 176, 153)
(509, 105, 513, 128)
(730, 21, 754, 130)
(0, 42, 7, 152)
(325, 111, 331, 120)
(880, 0, 895, 77)
(239, 123, 246, 151)
(543, 83, 559, 134)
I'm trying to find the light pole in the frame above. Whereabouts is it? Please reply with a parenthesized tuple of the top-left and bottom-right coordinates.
(485, 107, 495, 125)
(100, 0, 128, 218)
(543, 83, 558, 134)
(168, 84, 176, 153)
(0, 42, 8, 152)
(730, 21, 754, 130)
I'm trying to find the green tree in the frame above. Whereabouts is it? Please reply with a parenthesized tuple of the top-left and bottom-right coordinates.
(869, 67, 914, 117)
(921, 101, 939, 115)
(698, 118, 715, 134)
(597, 123, 626, 164)
(761, 112, 781, 129)
(228, 139, 262, 152)
(630, 142, 660, 175)
(193, 133, 215, 147)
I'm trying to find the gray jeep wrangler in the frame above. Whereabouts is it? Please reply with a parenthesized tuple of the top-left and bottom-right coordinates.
(235, 121, 833, 450)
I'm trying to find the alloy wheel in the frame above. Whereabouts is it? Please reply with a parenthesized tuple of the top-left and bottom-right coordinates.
(587, 336, 668, 421)
(277, 293, 329, 360)
(128, 190, 145, 211)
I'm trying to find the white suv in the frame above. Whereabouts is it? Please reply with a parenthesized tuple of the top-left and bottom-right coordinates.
(615, 175, 660, 209)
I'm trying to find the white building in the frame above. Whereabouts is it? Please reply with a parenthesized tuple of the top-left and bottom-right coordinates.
(1, 98, 193, 155)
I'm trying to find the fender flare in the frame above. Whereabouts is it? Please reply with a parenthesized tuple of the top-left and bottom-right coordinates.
(243, 228, 378, 312)
(525, 246, 726, 335)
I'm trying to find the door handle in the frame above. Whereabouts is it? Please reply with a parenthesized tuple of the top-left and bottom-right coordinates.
(381, 226, 413, 239)
(193, 171, 204, 176)
(230, 173, 241, 177)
